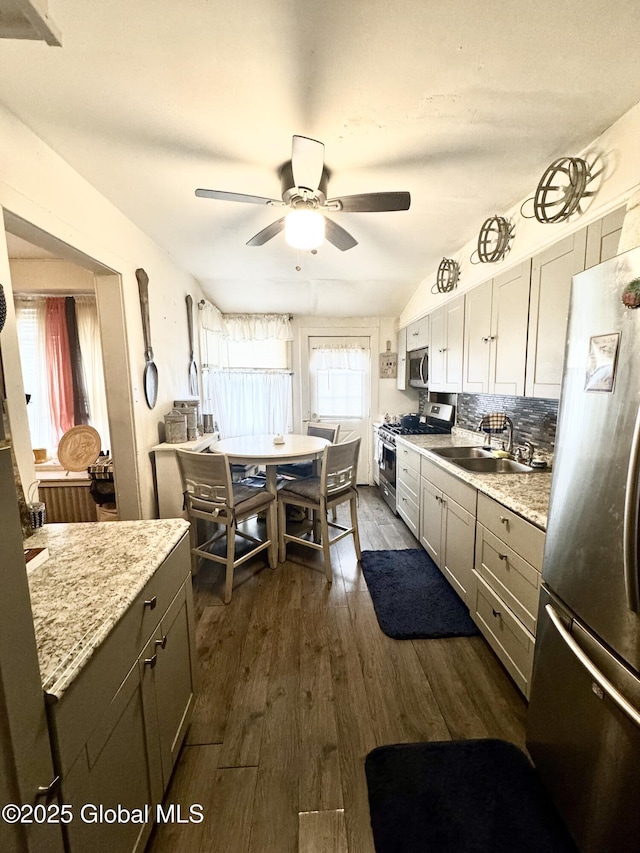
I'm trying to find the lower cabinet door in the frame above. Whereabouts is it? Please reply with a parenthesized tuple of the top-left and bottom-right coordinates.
(420, 477, 443, 566)
(62, 663, 158, 853)
(153, 581, 196, 787)
(441, 496, 475, 605)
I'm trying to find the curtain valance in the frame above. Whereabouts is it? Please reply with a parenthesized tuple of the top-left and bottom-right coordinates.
(198, 300, 293, 342)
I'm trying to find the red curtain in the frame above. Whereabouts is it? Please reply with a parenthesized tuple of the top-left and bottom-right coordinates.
(45, 298, 75, 442)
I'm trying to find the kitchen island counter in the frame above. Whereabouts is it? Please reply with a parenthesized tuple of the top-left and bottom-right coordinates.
(25, 518, 189, 699)
(396, 433, 552, 531)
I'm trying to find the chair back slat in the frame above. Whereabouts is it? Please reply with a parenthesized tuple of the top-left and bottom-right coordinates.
(307, 422, 340, 444)
(176, 449, 235, 510)
(321, 437, 360, 496)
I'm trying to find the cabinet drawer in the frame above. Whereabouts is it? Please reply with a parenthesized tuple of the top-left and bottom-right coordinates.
(476, 492, 544, 569)
(473, 572, 535, 698)
(396, 440, 421, 474)
(50, 535, 191, 771)
(397, 459, 420, 499)
(421, 455, 477, 515)
(397, 482, 419, 540)
(475, 524, 540, 635)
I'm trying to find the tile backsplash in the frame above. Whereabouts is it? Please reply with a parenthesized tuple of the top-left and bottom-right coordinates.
(455, 393, 558, 452)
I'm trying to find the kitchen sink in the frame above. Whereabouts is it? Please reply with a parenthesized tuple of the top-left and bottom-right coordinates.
(450, 456, 537, 474)
(430, 446, 493, 459)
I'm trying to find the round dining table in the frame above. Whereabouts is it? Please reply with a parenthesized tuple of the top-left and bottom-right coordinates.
(207, 433, 331, 494)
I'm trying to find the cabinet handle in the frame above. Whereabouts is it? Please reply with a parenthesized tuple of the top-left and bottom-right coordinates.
(144, 596, 157, 610)
(144, 654, 158, 669)
(155, 635, 167, 650)
(439, 348, 447, 353)
(482, 336, 490, 343)
(499, 516, 509, 528)
(36, 775, 60, 803)
(491, 608, 502, 619)
(498, 553, 508, 561)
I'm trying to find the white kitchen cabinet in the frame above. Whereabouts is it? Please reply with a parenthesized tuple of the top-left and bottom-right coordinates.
(472, 492, 545, 698)
(406, 316, 429, 351)
(429, 294, 465, 392)
(419, 455, 477, 605)
(585, 205, 625, 268)
(396, 439, 421, 539)
(463, 261, 532, 396)
(397, 326, 408, 390)
(49, 536, 196, 853)
(525, 228, 587, 398)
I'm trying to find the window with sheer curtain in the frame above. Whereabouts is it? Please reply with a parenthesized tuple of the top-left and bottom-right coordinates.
(15, 295, 110, 455)
(199, 307, 293, 438)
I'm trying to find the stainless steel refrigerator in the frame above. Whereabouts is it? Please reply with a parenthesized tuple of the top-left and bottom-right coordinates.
(527, 245, 640, 853)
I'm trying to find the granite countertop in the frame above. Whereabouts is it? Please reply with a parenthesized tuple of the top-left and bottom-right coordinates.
(26, 519, 190, 700)
(395, 433, 552, 531)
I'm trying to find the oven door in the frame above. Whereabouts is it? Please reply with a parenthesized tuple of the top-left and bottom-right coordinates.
(378, 437, 397, 513)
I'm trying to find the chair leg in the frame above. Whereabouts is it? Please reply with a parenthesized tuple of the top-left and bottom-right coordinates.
(224, 521, 235, 604)
(267, 500, 278, 568)
(321, 501, 332, 585)
(278, 499, 287, 562)
(350, 495, 362, 560)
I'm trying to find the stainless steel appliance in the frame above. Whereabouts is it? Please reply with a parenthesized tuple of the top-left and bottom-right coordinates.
(527, 246, 640, 853)
(377, 403, 454, 513)
(408, 346, 428, 388)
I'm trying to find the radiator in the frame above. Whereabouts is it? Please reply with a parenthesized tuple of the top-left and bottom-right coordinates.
(39, 482, 97, 523)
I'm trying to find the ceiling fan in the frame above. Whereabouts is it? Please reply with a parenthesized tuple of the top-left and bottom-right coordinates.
(195, 135, 411, 251)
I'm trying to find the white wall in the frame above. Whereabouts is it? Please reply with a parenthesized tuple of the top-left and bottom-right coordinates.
(400, 102, 640, 325)
(0, 103, 207, 518)
(9, 258, 94, 292)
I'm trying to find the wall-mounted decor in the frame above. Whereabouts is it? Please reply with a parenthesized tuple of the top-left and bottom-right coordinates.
(379, 350, 397, 379)
(470, 216, 514, 264)
(432, 257, 460, 294)
(622, 277, 640, 309)
(521, 156, 597, 224)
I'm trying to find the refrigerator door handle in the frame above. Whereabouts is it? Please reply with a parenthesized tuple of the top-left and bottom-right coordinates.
(623, 403, 640, 611)
(546, 604, 640, 729)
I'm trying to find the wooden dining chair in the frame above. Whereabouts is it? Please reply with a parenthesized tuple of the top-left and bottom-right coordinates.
(277, 437, 361, 584)
(276, 422, 341, 480)
(176, 449, 277, 603)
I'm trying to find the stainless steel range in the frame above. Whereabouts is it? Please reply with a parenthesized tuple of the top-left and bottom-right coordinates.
(377, 402, 454, 514)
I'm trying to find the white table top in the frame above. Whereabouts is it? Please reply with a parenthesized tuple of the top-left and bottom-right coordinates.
(208, 433, 330, 463)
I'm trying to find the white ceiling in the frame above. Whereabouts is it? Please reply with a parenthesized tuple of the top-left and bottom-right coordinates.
(1, 1, 640, 317)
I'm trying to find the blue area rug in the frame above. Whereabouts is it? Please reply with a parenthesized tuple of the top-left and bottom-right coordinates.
(365, 739, 578, 853)
(360, 549, 479, 639)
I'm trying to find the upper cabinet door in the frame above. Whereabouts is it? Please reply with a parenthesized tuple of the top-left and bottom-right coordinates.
(397, 326, 407, 390)
(428, 306, 445, 390)
(491, 260, 532, 397)
(406, 316, 429, 350)
(463, 279, 493, 394)
(585, 206, 625, 268)
(525, 228, 587, 399)
(443, 294, 465, 392)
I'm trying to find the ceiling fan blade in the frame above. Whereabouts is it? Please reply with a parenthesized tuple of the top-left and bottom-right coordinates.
(195, 188, 281, 205)
(246, 217, 286, 247)
(291, 135, 325, 192)
(328, 191, 411, 213)
(324, 218, 358, 251)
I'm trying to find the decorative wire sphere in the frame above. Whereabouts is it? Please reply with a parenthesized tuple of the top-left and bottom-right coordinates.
(432, 258, 460, 294)
(471, 216, 514, 264)
(521, 157, 594, 224)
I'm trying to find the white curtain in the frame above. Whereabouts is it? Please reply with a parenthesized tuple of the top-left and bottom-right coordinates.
(311, 345, 366, 370)
(15, 297, 54, 452)
(223, 313, 293, 342)
(205, 369, 292, 438)
(75, 296, 111, 451)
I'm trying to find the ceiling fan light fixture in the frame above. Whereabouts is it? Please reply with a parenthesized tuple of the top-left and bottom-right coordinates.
(284, 210, 325, 250)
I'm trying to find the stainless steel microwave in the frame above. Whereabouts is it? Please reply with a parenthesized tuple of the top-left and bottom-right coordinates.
(408, 346, 428, 388)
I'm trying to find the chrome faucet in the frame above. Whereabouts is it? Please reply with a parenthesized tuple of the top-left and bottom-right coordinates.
(501, 417, 514, 454)
(514, 440, 535, 465)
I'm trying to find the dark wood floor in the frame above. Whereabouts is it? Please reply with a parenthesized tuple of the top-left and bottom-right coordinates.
(146, 486, 527, 853)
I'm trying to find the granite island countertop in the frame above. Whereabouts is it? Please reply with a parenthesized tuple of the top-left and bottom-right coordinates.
(25, 519, 190, 700)
(396, 433, 552, 530)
